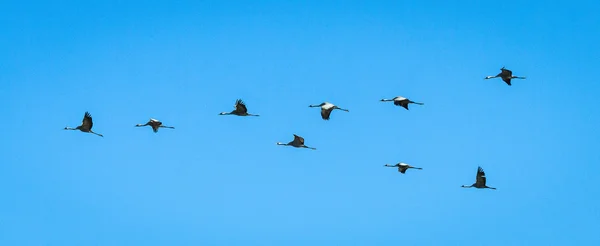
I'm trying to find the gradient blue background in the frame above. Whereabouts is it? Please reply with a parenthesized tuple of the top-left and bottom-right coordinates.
(2, 1, 599, 245)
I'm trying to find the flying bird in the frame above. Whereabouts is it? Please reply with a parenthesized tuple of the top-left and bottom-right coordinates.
(308, 102, 349, 120)
(380, 96, 424, 110)
(484, 67, 526, 86)
(384, 162, 423, 174)
(462, 166, 497, 190)
(64, 111, 103, 137)
(276, 134, 316, 150)
(135, 118, 175, 133)
(219, 99, 259, 116)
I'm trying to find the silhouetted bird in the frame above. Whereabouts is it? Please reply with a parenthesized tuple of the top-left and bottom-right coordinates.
(219, 99, 259, 116)
(384, 162, 423, 174)
(276, 134, 316, 150)
(461, 166, 497, 190)
(64, 111, 103, 137)
(484, 67, 526, 86)
(135, 118, 174, 133)
(380, 96, 424, 110)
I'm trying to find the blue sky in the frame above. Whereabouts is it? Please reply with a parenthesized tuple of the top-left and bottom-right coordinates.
(1, 0, 599, 245)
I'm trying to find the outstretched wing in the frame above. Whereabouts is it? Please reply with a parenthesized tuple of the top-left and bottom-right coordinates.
(394, 99, 408, 106)
(293, 134, 305, 145)
(321, 108, 333, 120)
(398, 166, 407, 173)
(500, 68, 512, 77)
(502, 77, 512, 86)
(476, 166, 487, 186)
(394, 99, 409, 109)
(82, 111, 93, 130)
(235, 99, 248, 114)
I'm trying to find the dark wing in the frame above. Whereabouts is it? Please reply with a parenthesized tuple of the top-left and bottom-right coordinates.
(293, 134, 305, 145)
(395, 100, 409, 110)
(399, 166, 407, 173)
(321, 108, 333, 120)
(148, 120, 162, 132)
(394, 99, 409, 109)
(476, 166, 487, 186)
(235, 99, 248, 114)
(502, 77, 512, 86)
(500, 68, 512, 77)
(81, 111, 93, 130)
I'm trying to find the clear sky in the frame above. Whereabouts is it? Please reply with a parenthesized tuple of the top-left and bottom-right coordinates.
(1, 0, 599, 245)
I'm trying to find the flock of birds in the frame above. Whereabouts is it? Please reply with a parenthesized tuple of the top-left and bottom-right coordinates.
(63, 67, 526, 190)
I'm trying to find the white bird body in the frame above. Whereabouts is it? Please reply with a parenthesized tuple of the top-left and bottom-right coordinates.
(320, 102, 335, 110)
(393, 96, 407, 102)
